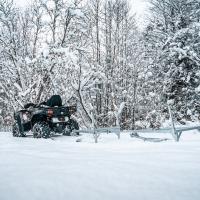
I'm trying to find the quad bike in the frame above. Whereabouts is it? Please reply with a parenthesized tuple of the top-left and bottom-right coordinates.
(12, 95, 79, 139)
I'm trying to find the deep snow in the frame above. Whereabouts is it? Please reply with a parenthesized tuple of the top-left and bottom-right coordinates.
(0, 131, 200, 200)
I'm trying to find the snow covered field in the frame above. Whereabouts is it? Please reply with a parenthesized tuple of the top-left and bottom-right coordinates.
(0, 131, 200, 200)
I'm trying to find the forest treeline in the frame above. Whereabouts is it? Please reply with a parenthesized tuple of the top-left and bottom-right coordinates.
(0, 0, 200, 128)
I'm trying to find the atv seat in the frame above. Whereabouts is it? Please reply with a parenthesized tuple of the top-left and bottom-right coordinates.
(46, 95, 62, 107)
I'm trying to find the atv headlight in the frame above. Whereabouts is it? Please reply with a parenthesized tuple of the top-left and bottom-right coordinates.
(22, 112, 31, 123)
(22, 113, 28, 121)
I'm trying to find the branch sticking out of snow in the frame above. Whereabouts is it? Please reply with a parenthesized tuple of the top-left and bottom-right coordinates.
(114, 102, 125, 126)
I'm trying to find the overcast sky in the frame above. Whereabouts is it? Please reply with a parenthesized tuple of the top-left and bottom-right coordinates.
(131, 0, 148, 28)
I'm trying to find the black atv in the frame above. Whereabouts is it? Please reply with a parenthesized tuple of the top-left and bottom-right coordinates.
(12, 95, 79, 139)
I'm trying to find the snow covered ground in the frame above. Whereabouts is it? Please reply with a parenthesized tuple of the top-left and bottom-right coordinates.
(0, 131, 200, 200)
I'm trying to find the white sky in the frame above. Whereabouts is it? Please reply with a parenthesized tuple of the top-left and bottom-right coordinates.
(131, 0, 147, 16)
(130, 0, 148, 28)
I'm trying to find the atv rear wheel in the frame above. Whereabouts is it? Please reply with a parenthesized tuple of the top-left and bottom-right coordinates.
(63, 119, 79, 136)
(32, 122, 51, 139)
(12, 122, 26, 137)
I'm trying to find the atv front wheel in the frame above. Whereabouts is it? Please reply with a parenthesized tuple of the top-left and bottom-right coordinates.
(32, 122, 51, 139)
(12, 122, 26, 137)
(70, 119, 79, 135)
(63, 119, 79, 136)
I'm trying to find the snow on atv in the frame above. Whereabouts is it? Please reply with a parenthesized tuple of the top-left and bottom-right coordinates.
(12, 95, 79, 139)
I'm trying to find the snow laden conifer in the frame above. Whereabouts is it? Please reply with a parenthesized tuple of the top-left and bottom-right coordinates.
(145, 0, 200, 123)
